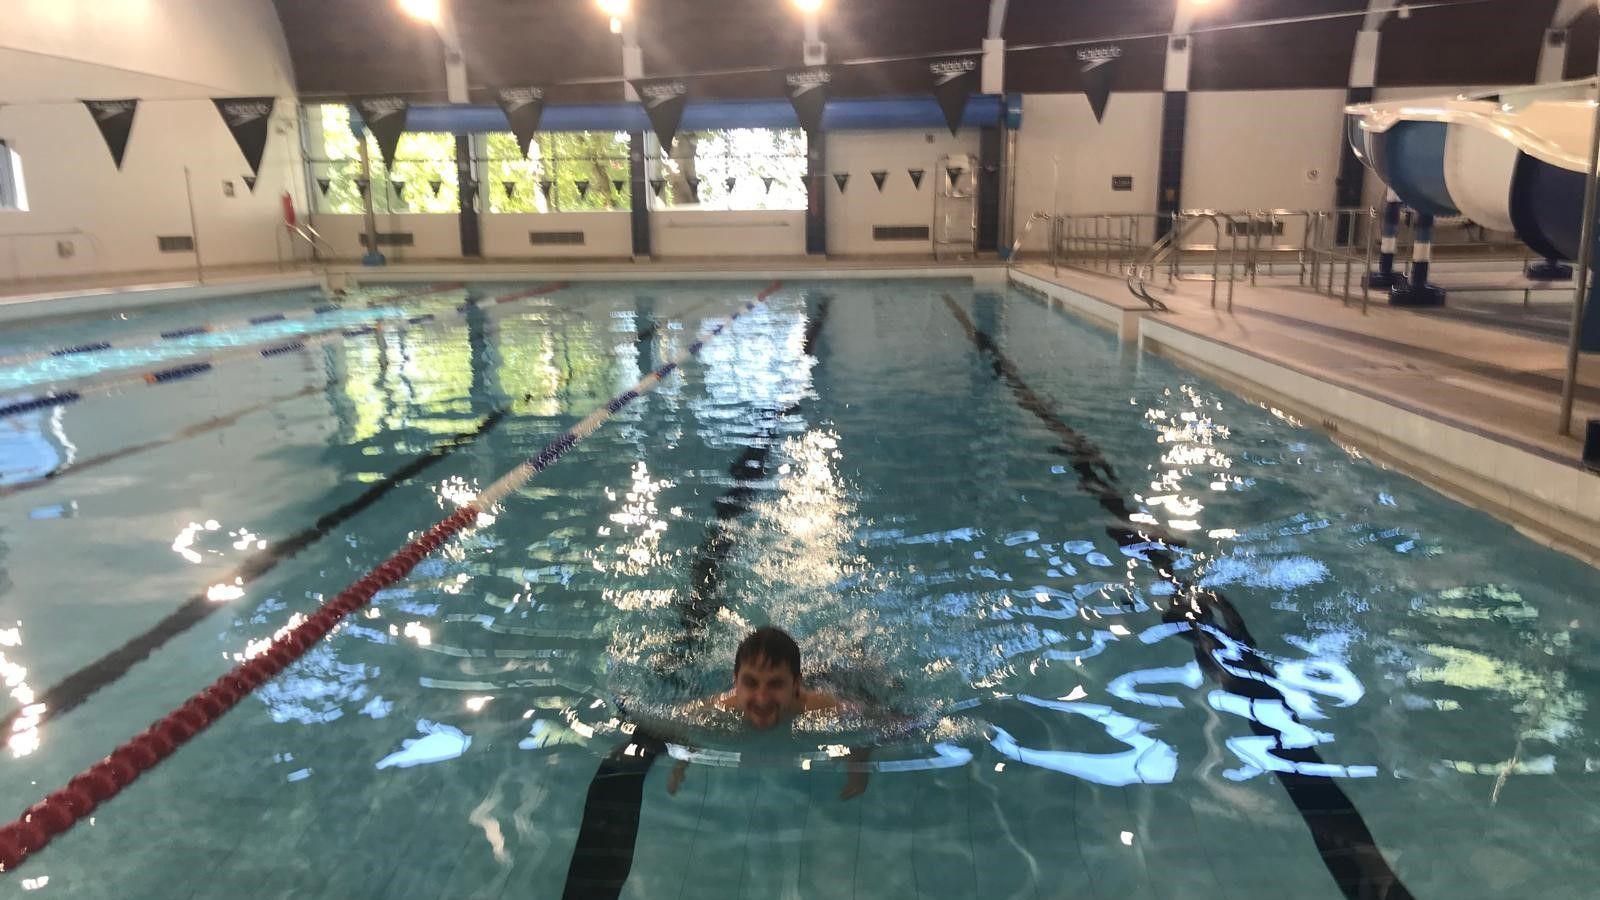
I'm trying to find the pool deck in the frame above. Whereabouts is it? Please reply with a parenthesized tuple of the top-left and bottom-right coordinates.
(1011, 262, 1600, 566)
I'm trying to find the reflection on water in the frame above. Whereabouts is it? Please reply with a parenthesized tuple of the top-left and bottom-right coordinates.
(3, 283, 1598, 898)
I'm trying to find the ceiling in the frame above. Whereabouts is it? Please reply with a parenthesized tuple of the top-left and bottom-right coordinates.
(271, 0, 1563, 103)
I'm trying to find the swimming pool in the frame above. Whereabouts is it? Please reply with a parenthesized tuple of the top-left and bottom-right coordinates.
(0, 277, 1596, 898)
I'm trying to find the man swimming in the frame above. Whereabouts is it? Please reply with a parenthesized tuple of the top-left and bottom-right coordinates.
(667, 626, 870, 799)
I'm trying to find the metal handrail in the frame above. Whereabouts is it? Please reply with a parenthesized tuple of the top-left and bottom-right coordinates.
(287, 221, 339, 259)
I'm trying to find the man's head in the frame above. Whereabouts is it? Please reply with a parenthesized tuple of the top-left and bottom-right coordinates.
(732, 627, 802, 730)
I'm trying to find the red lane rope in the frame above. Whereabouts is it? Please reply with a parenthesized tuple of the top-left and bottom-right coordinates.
(0, 278, 779, 873)
(492, 281, 571, 303)
(0, 509, 476, 872)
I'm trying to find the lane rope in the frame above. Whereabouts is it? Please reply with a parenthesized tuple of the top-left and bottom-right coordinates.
(0, 279, 781, 873)
(0, 282, 572, 419)
(0, 282, 464, 369)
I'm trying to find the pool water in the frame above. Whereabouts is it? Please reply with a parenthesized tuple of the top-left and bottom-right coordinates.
(0, 278, 1596, 899)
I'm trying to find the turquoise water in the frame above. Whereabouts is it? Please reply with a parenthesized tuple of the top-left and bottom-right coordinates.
(0, 279, 1596, 898)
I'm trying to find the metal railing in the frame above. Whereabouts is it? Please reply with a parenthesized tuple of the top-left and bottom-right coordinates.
(1012, 205, 1544, 318)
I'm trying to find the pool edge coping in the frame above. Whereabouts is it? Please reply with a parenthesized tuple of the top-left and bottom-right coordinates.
(1008, 266, 1600, 568)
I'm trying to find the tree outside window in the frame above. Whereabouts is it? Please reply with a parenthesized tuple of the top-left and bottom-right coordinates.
(308, 105, 458, 214)
(481, 131, 632, 213)
(651, 128, 807, 211)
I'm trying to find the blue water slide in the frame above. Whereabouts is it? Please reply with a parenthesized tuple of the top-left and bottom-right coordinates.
(1366, 120, 1459, 218)
(1510, 152, 1586, 262)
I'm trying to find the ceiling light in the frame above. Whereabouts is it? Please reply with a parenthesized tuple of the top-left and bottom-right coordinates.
(398, 0, 441, 24)
(793, 0, 824, 12)
(598, 0, 629, 17)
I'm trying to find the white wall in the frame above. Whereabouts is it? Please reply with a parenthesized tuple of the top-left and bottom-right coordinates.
(0, 0, 300, 282)
(652, 210, 806, 257)
(309, 213, 461, 262)
(825, 129, 980, 256)
(482, 212, 632, 259)
(1012, 92, 1164, 253)
(1182, 90, 1348, 248)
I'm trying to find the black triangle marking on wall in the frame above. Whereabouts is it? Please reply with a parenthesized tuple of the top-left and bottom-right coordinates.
(833, 172, 849, 192)
(871, 170, 888, 191)
(503, 180, 518, 198)
(724, 176, 737, 193)
(391, 180, 405, 197)
(650, 178, 666, 198)
(428, 179, 443, 196)
(355, 177, 371, 194)
(242, 175, 258, 193)
(539, 179, 554, 199)
(762, 176, 776, 193)
(317, 177, 332, 197)
(688, 178, 702, 202)
(612, 178, 627, 195)
(576, 180, 591, 200)
(946, 167, 964, 189)
(908, 168, 925, 189)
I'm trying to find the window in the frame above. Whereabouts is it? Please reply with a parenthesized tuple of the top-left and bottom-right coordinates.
(0, 140, 28, 212)
(649, 128, 807, 211)
(479, 131, 632, 213)
(306, 105, 459, 214)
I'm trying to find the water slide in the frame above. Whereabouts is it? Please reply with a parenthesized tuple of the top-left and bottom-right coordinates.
(1346, 79, 1600, 349)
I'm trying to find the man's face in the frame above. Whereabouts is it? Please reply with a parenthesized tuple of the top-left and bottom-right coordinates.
(732, 656, 799, 730)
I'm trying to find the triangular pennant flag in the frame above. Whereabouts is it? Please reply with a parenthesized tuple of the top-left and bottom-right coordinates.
(1077, 45, 1123, 123)
(242, 174, 258, 193)
(946, 167, 965, 189)
(539, 179, 553, 200)
(355, 177, 371, 194)
(762, 175, 776, 193)
(428, 179, 442, 196)
(496, 87, 547, 159)
(612, 178, 626, 195)
(391, 179, 405, 197)
(213, 98, 275, 178)
(502, 180, 517, 198)
(316, 177, 332, 197)
(871, 170, 888, 192)
(929, 57, 980, 136)
(630, 78, 689, 152)
(833, 172, 850, 192)
(908, 168, 926, 189)
(650, 178, 666, 198)
(576, 180, 590, 200)
(354, 96, 409, 169)
(724, 176, 737, 193)
(784, 67, 831, 136)
(82, 100, 138, 169)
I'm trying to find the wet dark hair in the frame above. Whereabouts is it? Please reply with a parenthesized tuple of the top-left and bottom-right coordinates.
(734, 627, 802, 681)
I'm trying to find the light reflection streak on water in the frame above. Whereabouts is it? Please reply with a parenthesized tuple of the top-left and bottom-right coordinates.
(1, 624, 41, 758)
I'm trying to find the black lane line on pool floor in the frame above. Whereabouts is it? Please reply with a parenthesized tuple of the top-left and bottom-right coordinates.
(943, 294, 1415, 900)
(561, 294, 832, 900)
(0, 299, 692, 735)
